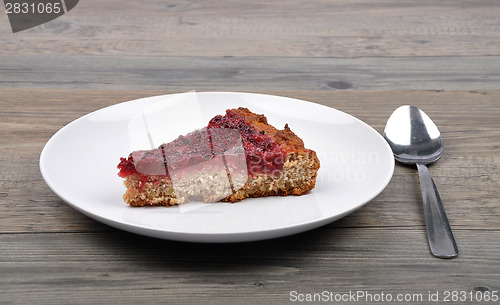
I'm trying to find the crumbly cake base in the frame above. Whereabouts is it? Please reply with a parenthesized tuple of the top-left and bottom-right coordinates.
(122, 152, 319, 207)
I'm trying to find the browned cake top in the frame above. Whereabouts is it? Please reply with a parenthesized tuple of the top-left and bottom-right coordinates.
(211, 107, 308, 154)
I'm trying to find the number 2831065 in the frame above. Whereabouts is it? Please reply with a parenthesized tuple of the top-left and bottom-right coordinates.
(5, 2, 62, 14)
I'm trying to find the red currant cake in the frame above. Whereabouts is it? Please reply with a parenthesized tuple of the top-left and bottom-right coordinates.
(117, 107, 320, 206)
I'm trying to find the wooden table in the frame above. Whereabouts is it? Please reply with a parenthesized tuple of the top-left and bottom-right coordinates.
(1, 1, 499, 304)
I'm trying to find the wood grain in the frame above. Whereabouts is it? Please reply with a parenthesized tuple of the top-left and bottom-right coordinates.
(0, 229, 498, 304)
(1, 55, 500, 91)
(1, 0, 499, 57)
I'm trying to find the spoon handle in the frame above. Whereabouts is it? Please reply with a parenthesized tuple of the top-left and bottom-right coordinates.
(416, 163, 458, 258)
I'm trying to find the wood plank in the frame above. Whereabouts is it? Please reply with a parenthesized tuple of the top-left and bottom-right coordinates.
(1, 55, 500, 91)
(1, 89, 499, 234)
(1, 0, 499, 57)
(0, 229, 498, 304)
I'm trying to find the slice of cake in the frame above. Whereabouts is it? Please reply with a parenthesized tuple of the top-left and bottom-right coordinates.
(117, 107, 320, 206)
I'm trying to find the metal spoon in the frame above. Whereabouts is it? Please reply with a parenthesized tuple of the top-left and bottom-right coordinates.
(384, 105, 458, 259)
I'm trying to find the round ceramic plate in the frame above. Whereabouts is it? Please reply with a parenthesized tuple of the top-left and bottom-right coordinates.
(40, 92, 394, 242)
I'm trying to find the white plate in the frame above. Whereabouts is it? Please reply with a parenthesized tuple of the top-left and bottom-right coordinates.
(40, 92, 394, 243)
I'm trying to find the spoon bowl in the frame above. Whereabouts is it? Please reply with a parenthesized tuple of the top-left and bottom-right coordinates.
(384, 105, 458, 259)
(384, 105, 443, 164)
